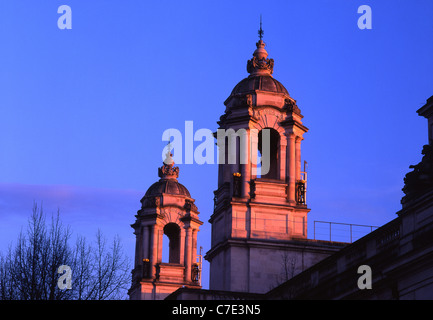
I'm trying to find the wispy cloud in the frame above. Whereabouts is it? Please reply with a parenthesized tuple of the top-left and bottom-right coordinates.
(0, 183, 142, 257)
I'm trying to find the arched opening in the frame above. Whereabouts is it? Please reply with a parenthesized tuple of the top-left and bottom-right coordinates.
(256, 148, 263, 178)
(258, 128, 280, 180)
(162, 223, 181, 264)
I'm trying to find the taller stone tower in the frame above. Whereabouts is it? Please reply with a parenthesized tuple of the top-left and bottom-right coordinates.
(205, 31, 339, 293)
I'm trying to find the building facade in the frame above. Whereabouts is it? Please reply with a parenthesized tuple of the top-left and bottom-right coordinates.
(266, 96, 433, 299)
(129, 26, 433, 299)
(167, 95, 433, 300)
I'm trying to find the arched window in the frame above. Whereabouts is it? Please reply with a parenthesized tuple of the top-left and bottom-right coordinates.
(258, 128, 280, 180)
(162, 223, 180, 264)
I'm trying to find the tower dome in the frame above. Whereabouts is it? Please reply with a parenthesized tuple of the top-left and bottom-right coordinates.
(225, 31, 292, 106)
(230, 75, 289, 96)
(144, 179, 191, 198)
(140, 151, 192, 207)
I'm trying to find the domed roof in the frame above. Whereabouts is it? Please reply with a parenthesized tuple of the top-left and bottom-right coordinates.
(228, 36, 290, 97)
(231, 75, 289, 96)
(145, 179, 191, 197)
(143, 151, 191, 198)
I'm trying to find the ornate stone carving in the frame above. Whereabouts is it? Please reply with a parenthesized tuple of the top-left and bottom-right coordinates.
(255, 107, 284, 120)
(141, 196, 161, 209)
(233, 93, 253, 109)
(184, 199, 198, 212)
(158, 163, 179, 179)
(296, 180, 306, 205)
(158, 151, 179, 179)
(285, 98, 301, 116)
(247, 55, 274, 75)
(232, 172, 242, 197)
(403, 144, 433, 198)
(160, 207, 183, 224)
(247, 40, 274, 75)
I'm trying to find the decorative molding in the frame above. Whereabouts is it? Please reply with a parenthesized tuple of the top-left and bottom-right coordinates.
(247, 40, 274, 76)
(402, 144, 433, 203)
(284, 98, 301, 116)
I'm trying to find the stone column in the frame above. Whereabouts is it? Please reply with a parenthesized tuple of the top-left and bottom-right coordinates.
(191, 229, 197, 267)
(179, 227, 185, 265)
(142, 225, 149, 261)
(184, 226, 192, 282)
(250, 129, 259, 178)
(241, 130, 250, 197)
(134, 227, 140, 268)
(295, 137, 302, 181)
(157, 226, 163, 264)
(287, 133, 296, 204)
(150, 225, 157, 278)
(279, 139, 287, 182)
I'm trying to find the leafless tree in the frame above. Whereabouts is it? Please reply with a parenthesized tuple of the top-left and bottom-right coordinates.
(270, 251, 298, 290)
(281, 251, 297, 281)
(0, 202, 130, 300)
(73, 230, 131, 300)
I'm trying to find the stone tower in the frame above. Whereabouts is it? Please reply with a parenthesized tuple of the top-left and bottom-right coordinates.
(128, 152, 203, 300)
(205, 33, 339, 293)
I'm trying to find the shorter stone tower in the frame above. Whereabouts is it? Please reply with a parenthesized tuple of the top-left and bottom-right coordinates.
(128, 152, 203, 300)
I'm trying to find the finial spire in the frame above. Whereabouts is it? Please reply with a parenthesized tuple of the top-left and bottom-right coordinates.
(258, 14, 264, 40)
(159, 139, 179, 179)
(247, 16, 274, 76)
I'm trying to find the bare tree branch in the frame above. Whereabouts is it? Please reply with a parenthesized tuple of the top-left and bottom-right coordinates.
(0, 202, 131, 300)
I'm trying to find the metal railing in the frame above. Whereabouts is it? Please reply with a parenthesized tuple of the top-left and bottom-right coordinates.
(313, 220, 379, 243)
(214, 216, 379, 244)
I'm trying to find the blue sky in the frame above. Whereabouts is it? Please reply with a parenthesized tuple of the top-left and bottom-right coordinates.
(0, 0, 432, 290)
